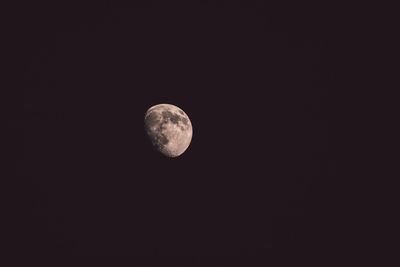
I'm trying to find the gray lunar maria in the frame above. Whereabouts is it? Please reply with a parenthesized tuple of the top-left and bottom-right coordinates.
(144, 104, 193, 157)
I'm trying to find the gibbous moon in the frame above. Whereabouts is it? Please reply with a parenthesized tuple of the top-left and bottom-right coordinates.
(144, 104, 193, 157)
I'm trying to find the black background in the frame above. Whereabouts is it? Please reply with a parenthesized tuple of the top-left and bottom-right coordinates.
(6, 1, 339, 266)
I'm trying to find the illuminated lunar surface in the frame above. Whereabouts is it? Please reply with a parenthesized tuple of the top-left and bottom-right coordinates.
(144, 104, 193, 157)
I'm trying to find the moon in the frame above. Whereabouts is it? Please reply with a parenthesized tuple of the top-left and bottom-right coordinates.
(144, 104, 193, 157)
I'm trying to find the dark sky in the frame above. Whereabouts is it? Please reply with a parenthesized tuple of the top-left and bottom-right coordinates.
(7, 1, 339, 266)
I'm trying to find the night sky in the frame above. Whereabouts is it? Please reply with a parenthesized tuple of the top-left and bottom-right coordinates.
(7, 1, 338, 266)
